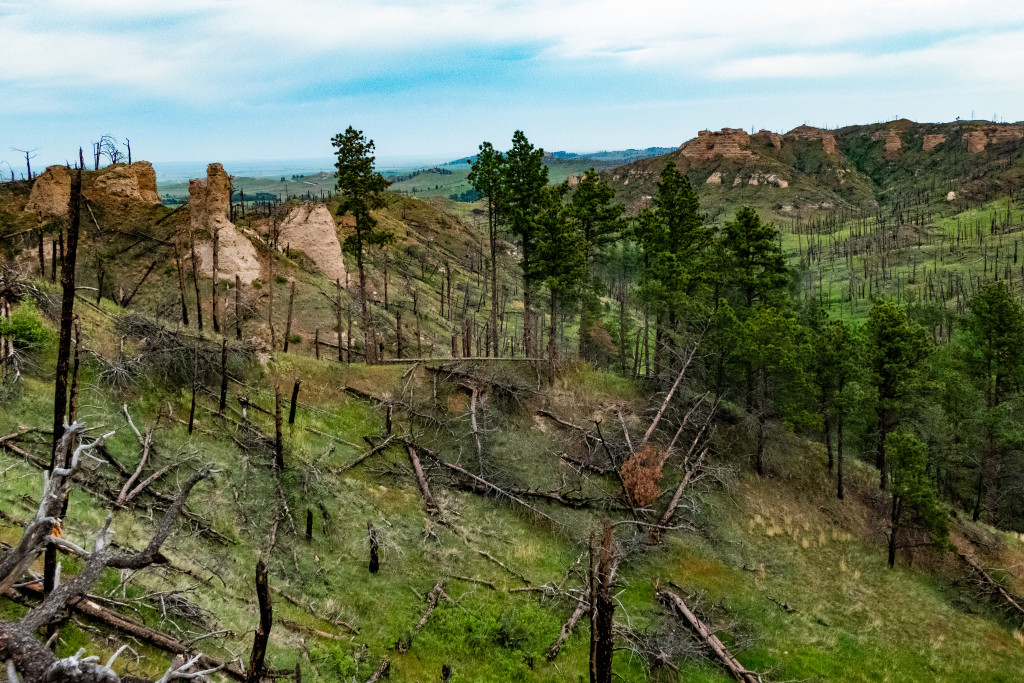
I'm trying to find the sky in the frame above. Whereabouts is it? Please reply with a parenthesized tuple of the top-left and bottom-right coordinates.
(4, 0, 1024, 171)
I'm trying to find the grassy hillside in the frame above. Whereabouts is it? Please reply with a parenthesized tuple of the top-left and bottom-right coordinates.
(5, 157, 1024, 681)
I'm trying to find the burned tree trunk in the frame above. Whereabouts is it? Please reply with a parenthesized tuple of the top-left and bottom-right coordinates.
(174, 241, 190, 327)
(245, 560, 273, 683)
(43, 160, 82, 597)
(289, 380, 301, 425)
(274, 384, 284, 470)
(336, 278, 344, 363)
(212, 222, 220, 333)
(368, 521, 380, 573)
(235, 274, 243, 340)
(190, 234, 204, 331)
(283, 279, 296, 353)
(219, 337, 229, 414)
(589, 519, 615, 683)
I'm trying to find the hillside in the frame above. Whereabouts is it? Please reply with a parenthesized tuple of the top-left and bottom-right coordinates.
(4, 147, 1024, 682)
(610, 119, 1024, 224)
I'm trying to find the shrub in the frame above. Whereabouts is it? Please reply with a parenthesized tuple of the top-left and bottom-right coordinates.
(0, 298, 50, 349)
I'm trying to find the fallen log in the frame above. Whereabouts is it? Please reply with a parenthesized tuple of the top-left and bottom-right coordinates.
(339, 434, 395, 472)
(432, 458, 557, 525)
(958, 550, 1024, 619)
(10, 583, 245, 680)
(365, 659, 391, 682)
(546, 589, 588, 660)
(656, 586, 762, 683)
(406, 444, 440, 516)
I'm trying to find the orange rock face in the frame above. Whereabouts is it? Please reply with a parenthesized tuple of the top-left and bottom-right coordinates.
(190, 163, 262, 285)
(786, 125, 837, 156)
(871, 129, 902, 157)
(86, 161, 162, 206)
(679, 128, 756, 163)
(24, 165, 71, 217)
(922, 134, 946, 151)
(962, 125, 1024, 154)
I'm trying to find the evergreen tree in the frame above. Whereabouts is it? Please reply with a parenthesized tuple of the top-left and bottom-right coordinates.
(810, 316, 866, 498)
(333, 127, 393, 364)
(866, 300, 930, 490)
(568, 169, 624, 360)
(886, 430, 949, 567)
(720, 206, 789, 310)
(963, 282, 1024, 521)
(503, 131, 548, 357)
(533, 184, 585, 369)
(467, 142, 506, 356)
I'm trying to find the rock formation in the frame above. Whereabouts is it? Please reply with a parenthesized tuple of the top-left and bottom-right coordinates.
(86, 161, 161, 206)
(190, 163, 262, 285)
(24, 165, 71, 217)
(705, 171, 723, 185)
(871, 129, 903, 157)
(277, 202, 347, 282)
(679, 129, 756, 163)
(922, 134, 946, 151)
(786, 125, 837, 155)
(963, 125, 1024, 154)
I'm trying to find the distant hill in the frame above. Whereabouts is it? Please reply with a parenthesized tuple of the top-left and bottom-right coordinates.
(608, 119, 1024, 223)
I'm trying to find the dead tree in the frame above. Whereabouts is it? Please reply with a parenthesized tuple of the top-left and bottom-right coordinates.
(245, 560, 273, 683)
(0, 422, 217, 683)
(211, 223, 220, 333)
(274, 384, 284, 469)
(368, 521, 380, 573)
(589, 519, 615, 683)
(283, 280, 296, 353)
(189, 234, 204, 331)
(174, 242, 190, 327)
(43, 158, 82, 596)
(235, 274, 242, 340)
(657, 587, 762, 683)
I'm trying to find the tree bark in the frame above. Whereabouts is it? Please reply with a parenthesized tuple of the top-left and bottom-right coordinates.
(589, 520, 614, 683)
(368, 521, 380, 573)
(245, 560, 273, 683)
(274, 384, 284, 469)
(283, 279, 296, 353)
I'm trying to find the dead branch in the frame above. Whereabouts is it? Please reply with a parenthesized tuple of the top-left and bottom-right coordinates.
(338, 435, 394, 472)
(656, 586, 762, 683)
(405, 444, 440, 516)
(432, 457, 557, 526)
(546, 589, 589, 660)
(638, 342, 700, 451)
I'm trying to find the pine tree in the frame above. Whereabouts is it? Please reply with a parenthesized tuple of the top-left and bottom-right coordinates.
(569, 169, 623, 361)
(503, 130, 548, 357)
(333, 127, 393, 364)
(468, 142, 506, 357)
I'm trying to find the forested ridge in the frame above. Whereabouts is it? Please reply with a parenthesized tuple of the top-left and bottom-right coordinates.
(3, 123, 1024, 681)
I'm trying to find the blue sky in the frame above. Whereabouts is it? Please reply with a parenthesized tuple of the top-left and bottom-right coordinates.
(4, 0, 1024, 170)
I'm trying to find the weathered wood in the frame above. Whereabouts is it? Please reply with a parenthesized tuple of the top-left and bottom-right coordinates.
(289, 380, 301, 425)
(283, 279, 296, 353)
(546, 589, 588, 660)
(368, 521, 380, 573)
(406, 444, 439, 516)
(339, 434, 394, 472)
(274, 384, 284, 470)
(246, 560, 273, 683)
(365, 659, 390, 683)
(657, 587, 762, 683)
(590, 520, 614, 683)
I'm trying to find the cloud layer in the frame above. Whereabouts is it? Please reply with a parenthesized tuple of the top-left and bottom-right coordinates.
(3, 0, 1024, 164)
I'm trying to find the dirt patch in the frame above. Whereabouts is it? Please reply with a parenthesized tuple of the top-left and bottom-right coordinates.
(190, 163, 262, 285)
(24, 165, 71, 218)
(278, 202, 347, 282)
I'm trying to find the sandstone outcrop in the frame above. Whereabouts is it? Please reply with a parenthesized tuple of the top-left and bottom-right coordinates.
(85, 161, 162, 206)
(679, 128, 756, 163)
(922, 134, 946, 151)
(24, 165, 71, 217)
(190, 163, 261, 285)
(705, 171, 723, 185)
(278, 203, 347, 282)
(786, 125, 837, 155)
(963, 125, 1024, 154)
(871, 129, 902, 157)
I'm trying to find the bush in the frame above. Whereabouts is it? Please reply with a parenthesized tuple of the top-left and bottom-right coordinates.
(0, 298, 50, 349)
